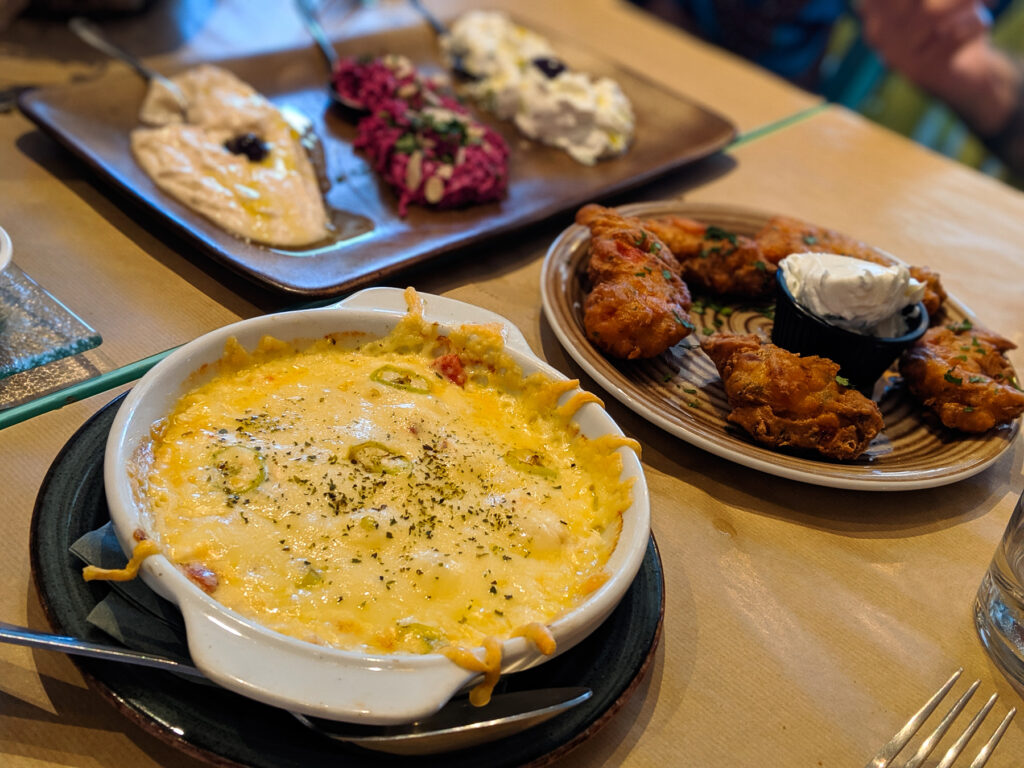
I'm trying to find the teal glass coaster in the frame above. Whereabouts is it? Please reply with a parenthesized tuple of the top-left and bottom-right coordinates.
(0, 263, 102, 380)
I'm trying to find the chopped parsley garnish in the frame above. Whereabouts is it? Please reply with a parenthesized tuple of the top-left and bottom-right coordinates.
(946, 319, 973, 333)
(394, 133, 418, 154)
(673, 312, 695, 330)
(835, 375, 851, 387)
(753, 261, 767, 271)
(968, 375, 986, 384)
(662, 269, 672, 280)
(704, 225, 738, 245)
(427, 116, 467, 141)
(802, 234, 818, 246)
(944, 369, 963, 385)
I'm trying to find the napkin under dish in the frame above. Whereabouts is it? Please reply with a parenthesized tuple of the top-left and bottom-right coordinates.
(69, 522, 203, 673)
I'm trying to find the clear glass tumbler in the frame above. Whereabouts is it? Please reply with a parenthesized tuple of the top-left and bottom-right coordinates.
(975, 490, 1024, 692)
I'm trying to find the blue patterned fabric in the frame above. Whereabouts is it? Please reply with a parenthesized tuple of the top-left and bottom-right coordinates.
(630, 0, 845, 87)
(630, 0, 1015, 91)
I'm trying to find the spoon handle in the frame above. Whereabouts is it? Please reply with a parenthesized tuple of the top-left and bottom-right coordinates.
(0, 622, 204, 678)
(408, 0, 447, 37)
(294, 0, 339, 73)
(68, 17, 162, 83)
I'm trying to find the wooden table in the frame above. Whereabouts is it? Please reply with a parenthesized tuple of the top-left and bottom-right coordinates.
(2, 2, 1022, 766)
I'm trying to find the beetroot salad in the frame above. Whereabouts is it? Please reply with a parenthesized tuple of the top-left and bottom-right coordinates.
(333, 55, 509, 216)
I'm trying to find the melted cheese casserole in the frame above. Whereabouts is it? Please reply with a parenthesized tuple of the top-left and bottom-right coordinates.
(133, 293, 637, 669)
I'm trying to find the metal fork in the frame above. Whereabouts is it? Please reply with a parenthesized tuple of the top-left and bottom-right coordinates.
(866, 669, 1016, 768)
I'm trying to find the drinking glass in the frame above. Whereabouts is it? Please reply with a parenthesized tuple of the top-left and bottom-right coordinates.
(976, 489, 1024, 692)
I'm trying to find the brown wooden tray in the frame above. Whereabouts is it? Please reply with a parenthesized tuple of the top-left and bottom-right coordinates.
(18, 19, 736, 297)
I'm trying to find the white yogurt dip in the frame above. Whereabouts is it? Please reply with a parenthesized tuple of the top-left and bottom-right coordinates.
(780, 252, 926, 337)
(442, 10, 555, 120)
(132, 65, 330, 247)
(442, 11, 635, 165)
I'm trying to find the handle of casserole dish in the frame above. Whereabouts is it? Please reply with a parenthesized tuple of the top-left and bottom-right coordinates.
(176, 596, 479, 725)
(330, 287, 535, 357)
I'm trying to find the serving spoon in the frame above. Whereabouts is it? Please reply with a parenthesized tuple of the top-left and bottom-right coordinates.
(407, 0, 477, 82)
(68, 17, 188, 113)
(0, 621, 591, 752)
(293, 0, 366, 116)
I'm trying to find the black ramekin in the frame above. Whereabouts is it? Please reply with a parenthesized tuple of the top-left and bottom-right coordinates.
(771, 269, 928, 396)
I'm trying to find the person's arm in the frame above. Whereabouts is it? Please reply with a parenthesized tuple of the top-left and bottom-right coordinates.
(859, 0, 1024, 173)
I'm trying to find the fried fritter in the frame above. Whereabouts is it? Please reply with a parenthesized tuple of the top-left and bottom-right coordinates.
(756, 215, 879, 264)
(702, 333, 884, 460)
(755, 215, 946, 320)
(641, 216, 776, 298)
(577, 204, 694, 359)
(899, 323, 1024, 432)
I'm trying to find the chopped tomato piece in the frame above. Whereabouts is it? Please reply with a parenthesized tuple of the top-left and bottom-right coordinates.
(432, 353, 467, 386)
(184, 563, 219, 594)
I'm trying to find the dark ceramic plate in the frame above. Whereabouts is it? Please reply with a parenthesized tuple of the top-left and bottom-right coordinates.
(18, 17, 735, 297)
(30, 394, 665, 768)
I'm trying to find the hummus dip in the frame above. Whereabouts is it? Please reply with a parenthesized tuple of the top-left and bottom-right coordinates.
(131, 65, 331, 247)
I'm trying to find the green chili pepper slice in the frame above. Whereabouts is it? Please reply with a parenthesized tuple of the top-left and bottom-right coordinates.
(503, 449, 558, 480)
(295, 567, 324, 590)
(348, 441, 411, 474)
(212, 445, 266, 494)
(370, 365, 431, 394)
(397, 622, 447, 652)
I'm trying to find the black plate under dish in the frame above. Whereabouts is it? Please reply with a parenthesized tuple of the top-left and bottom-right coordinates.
(31, 394, 665, 768)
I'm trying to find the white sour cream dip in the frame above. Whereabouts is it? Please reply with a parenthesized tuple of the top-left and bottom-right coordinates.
(442, 11, 635, 165)
(780, 252, 925, 337)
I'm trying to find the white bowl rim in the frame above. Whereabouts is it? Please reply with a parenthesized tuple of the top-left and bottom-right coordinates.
(103, 287, 651, 724)
(0, 226, 11, 274)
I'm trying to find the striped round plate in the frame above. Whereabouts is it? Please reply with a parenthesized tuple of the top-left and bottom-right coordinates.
(540, 201, 1020, 490)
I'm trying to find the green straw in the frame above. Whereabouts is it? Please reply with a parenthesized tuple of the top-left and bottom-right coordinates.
(728, 101, 830, 150)
(0, 347, 176, 431)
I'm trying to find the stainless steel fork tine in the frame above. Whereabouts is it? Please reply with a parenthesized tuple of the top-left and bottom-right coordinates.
(903, 680, 980, 768)
(935, 692, 998, 768)
(968, 707, 1016, 768)
(865, 668, 964, 768)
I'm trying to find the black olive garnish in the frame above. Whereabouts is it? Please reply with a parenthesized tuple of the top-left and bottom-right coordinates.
(531, 57, 567, 79)
(224, 133, 270, 162)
